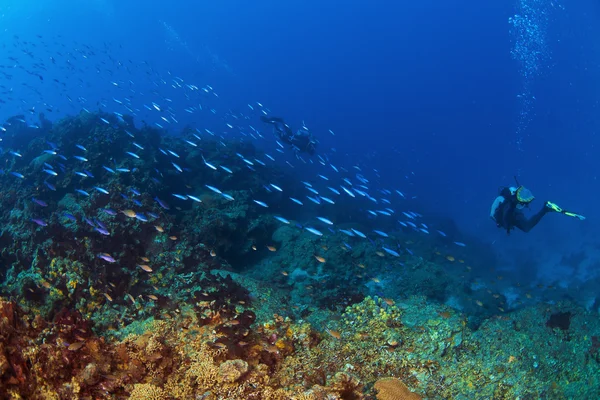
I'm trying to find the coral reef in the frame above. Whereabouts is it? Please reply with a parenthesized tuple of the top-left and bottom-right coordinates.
(0, 111, 599, 398)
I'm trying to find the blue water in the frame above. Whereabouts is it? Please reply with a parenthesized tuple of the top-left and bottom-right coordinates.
(1, 0, 599, 298)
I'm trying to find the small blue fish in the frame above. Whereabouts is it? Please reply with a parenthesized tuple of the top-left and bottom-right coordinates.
(454, 241, 466, 247)
(172, 194, 188, 200)
(94, 219, 108, 230)
(205, 185, 222, 195)
(75, 189, 90, 197)
(171, 162, 183, 173)
(274, 216, 290, 224)
(63, 213, 76, 221)
(382, 247, 400, 257)
(320, 196, 335, 205)
(154, 197, 170, 210)
(304, 227, 323, 236)
(290, 197, 303, 206)
(102, 165, 115, 174)
(221, 193, 235, 201)
(43, 168, 58, 176)
(98, 253, 116, 263)
(10, 172, 24, 179)
(102, 208, 117, 216)
(74, 171, 87, 177)
(351, 228, 366, 238)
(125, 151, 140, 159)
(94, 187, 109, 195)
(30, 218, 47, 227)
(43, 181, 56, 191)
(73, 156, 88, 162)
(84, 170, 94, 178)
(306, 196, 321, 205)
(135, 213, 148, 222)
(253, 200, 268, 208)
(76, 144, 87, 151)
(316, 217, 333, 225)
(270, 183, 283, 192)
(32, 198, 48, 207)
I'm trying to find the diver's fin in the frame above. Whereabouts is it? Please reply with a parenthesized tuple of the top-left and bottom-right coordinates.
(545, 201, 562, 213)
(546, 201, 585, 220)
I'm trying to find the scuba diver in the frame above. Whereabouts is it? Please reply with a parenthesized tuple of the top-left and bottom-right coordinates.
(490, 177, 585, 234)
(260, 116, 317, 156)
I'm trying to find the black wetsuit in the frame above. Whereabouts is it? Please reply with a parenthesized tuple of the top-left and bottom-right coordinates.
(494, 189, 549, 233)
(261, 116, 316, 155)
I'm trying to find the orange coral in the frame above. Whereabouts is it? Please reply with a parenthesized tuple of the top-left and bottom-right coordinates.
(374, 378, 422, 400)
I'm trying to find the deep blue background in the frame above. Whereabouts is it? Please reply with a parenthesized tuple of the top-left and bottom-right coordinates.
(1, 0, 599, 286)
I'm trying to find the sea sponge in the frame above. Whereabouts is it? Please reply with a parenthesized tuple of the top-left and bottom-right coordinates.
(374, 378, 421, 400)
(218, 359, 249, 383)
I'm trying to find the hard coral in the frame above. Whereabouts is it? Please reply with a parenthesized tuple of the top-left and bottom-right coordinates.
(129, 383, 166, 400)
(374, 378, 422, 400)
(218, 359, 249, 383)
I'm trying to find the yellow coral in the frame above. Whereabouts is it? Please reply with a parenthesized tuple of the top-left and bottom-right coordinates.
(218, 359, 248, 383)
(374, 378, 422, 400)
(129, 383, 166, 400)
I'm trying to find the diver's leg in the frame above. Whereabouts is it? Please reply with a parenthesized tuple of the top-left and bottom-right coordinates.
(514, 207, 548, 232)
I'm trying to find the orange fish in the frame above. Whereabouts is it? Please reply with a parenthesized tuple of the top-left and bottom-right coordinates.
(210, 250, 217, 257)
(146, 294, 158, 301)
(103, 293, 113, 302)
(267, 246, 277, 252)
(314, 255, 326, 263)
(121, 209, 136, 218)
(68, 341, 86, 351)
(138, 264, 152, 272)
(326, 329, 341, 339)
(169, 236, 177, 240)
(154, 225, 164, 232)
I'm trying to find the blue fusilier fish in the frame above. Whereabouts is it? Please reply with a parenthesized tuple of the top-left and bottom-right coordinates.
(154, 197, 170, 210)
(253, 200, 268, 208)
(382, 247, 400, 257)
(274, 216, 290, 224)
(304, 227, 323, 236)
